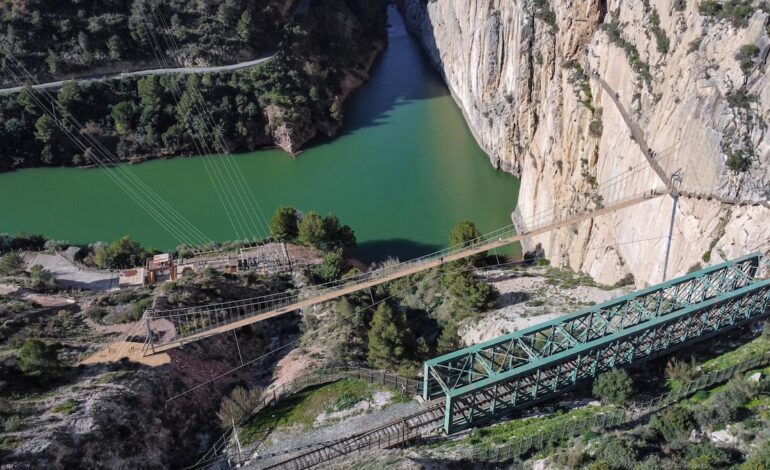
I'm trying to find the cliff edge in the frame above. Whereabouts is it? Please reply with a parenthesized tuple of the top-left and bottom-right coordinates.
(403, 0, 770, 286)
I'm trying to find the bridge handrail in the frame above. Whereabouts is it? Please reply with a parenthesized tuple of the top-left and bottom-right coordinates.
(153, 191, 664, 345)
(424, 253, 764, 400)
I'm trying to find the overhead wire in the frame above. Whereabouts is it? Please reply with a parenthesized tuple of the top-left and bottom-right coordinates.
(164, 231, 683, 402)
(142, 0, 275, 245)
(0, 57, 216, 250)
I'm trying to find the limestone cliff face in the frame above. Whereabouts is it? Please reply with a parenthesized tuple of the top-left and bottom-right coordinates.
(403, 0, 770, 286)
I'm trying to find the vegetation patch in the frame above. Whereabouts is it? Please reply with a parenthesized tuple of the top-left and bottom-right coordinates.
(51, 398, 78, 415)
(239, 379, 383, 443)
(602, 21, 653, 84)
(700, 334, 770, 373)
(698, 0, 769, 28)
(94, 370, 135, 385)
(442, 405, 612, 452)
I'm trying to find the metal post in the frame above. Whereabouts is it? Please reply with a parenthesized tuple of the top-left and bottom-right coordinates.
(233, 330, 244, 366)
(232, 418, 243, 465)
(663, 171, 683, 282)
(145, 316, 155, 356)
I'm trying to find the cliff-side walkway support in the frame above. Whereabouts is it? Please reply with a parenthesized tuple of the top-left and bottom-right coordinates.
(424, 253, 770, 433)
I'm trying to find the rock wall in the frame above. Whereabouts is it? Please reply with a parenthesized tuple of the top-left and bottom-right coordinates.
(403, 0, 770, 286)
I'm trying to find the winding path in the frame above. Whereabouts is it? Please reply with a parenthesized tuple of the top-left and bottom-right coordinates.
(0, 0, 316, 95)
(0, 53, 278, 95)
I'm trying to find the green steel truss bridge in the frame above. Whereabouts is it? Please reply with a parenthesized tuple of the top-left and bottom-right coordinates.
(423, 253, 770, 433)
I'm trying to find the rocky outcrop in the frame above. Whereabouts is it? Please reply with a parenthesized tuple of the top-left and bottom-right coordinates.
(403, 0, 770, 285)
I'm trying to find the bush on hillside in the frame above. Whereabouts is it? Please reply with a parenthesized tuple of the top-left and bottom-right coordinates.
(593, 369, 634, 405)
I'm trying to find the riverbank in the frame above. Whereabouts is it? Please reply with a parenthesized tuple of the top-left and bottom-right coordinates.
(0, 0, 387, 172)
(0, 6, 520, 263)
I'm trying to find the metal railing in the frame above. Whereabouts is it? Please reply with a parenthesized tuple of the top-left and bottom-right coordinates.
(189, 365, 420, 469)
(151, 191, 661, 346)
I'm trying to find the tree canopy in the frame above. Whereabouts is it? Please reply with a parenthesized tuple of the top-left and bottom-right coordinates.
(94, 236, 151, 269)
(593, 368, 634, 406)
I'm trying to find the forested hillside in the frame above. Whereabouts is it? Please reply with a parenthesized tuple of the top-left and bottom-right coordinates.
(0, 0, 387, 171)
(0, 0, 291, 85)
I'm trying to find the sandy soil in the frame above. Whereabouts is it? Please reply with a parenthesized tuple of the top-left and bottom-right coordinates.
(463, 267, 632, 344)
(28, 252, 119, 292)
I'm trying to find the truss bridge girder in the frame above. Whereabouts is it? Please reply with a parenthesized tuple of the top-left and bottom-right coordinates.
(423, 253, 767, 434)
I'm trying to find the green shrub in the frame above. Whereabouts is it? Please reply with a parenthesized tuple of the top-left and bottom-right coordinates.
(26, 264, 57, 292)
(593, 369, 634, 405)
(0, 252, 24, 275)
(436, 321, 463, 355)
(650, 9, 670, 54)
(85, 306, 108, 323)
(699, 0, 764, 28)
(726, 149, 752, 173)
(650, 405, 695, 443)
(589, 115, 603, 137)
(311, 250, 345, 283)
(736, 44, 760, 73)
(598, 436, 638, 469)
(2, 415, 22, 432)
(51, 398, 77, 414)
(18, 338, 61, 378)
(94, 236, 151, 269)
(742, 440, 770, 469)
(131, 297, 153, 321)
(269, 207, 299, 242)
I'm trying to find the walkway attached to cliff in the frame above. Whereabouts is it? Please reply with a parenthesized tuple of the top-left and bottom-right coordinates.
(588, 69, 672, 193)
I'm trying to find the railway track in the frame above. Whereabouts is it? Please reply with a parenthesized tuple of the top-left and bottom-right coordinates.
(257, 404, 445, 469)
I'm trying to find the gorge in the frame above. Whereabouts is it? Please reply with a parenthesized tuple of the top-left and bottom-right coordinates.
(0, 6, 520, 263)
(402, 0, 770, 286)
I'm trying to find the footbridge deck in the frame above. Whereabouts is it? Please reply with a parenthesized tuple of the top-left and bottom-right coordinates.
(424, 252, 770, 433)
(144, 193, 662, 353)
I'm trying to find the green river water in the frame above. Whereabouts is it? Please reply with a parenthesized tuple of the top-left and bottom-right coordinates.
(0, 8, 519, 263)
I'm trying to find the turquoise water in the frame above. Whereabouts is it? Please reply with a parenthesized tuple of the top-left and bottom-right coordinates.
(0, 8, 519, 263)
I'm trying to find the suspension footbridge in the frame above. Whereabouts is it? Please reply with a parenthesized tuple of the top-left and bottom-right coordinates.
(141, 190, 665, 354)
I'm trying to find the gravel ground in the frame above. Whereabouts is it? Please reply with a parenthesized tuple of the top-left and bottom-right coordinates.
(29, 253, 119, 292)
(241, 397, 424, 467)
(462, 267, 631, 344)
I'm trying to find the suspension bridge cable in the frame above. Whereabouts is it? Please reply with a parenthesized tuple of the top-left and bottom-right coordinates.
(137, 13, 254, 243)
(0, 56, 217, 250)
(164, 231, 682, 402)
(1, 65, 208, 250)
(144, 1, 284, 255)
(143, 2, 269, 243)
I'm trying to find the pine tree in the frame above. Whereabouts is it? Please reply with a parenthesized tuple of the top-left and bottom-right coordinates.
(237, 10, 253, 42)
(367, 303, 410, 369)
(436, 321, 463, 355)
(298, 211, 326, 249)
(448, 220, 484, 266)
(269, 206, 299, 241)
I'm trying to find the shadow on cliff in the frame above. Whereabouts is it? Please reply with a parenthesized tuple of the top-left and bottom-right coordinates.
(354, 238, 441, 265)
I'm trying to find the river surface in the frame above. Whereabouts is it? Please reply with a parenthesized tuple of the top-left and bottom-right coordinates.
(0, 8, 519, 263)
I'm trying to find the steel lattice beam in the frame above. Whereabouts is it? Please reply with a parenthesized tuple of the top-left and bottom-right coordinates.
(423, 253, 766, 433)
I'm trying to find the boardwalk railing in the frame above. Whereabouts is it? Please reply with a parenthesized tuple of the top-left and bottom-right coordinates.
(472, 351, 770, 462)
(189, 366, 419, 469)
(151, 192, 663, 351)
